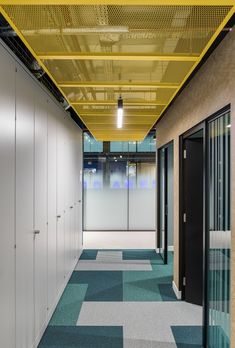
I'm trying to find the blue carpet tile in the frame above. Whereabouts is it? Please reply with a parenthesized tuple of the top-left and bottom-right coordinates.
(69, 270, 123, 301)
(38, 326, 123, 348)
(123, 249, 161, 260)
(79, 250, 98, 260)
(171, 326, 203, 347)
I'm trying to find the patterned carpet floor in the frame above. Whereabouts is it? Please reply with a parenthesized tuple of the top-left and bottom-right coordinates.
(38, 250, 203, 348)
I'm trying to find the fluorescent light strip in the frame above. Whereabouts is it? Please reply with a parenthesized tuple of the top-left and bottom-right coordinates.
(117, 108, 123, 129)
(22, 26, 129, 36)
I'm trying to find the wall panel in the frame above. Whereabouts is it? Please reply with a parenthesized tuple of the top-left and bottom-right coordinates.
(0, 44, 16, 348)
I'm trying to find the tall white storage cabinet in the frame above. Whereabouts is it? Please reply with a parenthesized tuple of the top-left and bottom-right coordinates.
(0, 41, 83, 348)
(15, 66, 35, 348)
(56, 112, 66, 292)
(0, 43, 16, 348)
(47, 101, 57, 316)
(34, 91, 48, 342)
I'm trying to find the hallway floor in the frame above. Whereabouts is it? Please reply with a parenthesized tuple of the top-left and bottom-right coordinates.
(38, 250, 202, 347)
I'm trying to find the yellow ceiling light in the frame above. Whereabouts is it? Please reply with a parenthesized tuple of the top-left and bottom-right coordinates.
(0, 2, 234, 141)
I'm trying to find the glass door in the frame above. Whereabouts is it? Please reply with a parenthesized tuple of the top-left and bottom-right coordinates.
(207, 110, 231, 347)
(158, 147, 168, 264)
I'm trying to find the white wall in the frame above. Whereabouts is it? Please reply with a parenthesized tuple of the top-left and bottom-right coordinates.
(0, 41, 83, 348)
(83, 231, 156, 249)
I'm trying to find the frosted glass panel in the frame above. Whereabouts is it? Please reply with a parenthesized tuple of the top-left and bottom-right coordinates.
(129, 163, 156, 230)
(84, 158, 156, 231)
(84, 159, 128, 230)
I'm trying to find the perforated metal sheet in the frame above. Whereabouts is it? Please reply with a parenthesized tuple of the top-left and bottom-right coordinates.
(0, 3, 234, 140)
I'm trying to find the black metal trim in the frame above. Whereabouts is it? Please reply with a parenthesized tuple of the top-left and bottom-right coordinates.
(157, 140, 174, 263)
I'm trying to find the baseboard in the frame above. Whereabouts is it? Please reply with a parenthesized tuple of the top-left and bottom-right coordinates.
(33, 248, 83, 348)
(172, 280, 182, 300)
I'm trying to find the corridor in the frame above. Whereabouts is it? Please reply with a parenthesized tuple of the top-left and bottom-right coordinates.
(38, 250, 202, 348)
(0, 2, 234, 348)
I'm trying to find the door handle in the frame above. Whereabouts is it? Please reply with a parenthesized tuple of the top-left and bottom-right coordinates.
(57, 215, 61, 219)
(34, 230, 40, 235)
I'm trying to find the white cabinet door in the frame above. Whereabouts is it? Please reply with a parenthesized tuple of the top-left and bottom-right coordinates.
(15, 66, 34, 348)
(0, 45, 16, 348)
(34, 91, 48, 340)
(47, 101, 57, 312)
(56, 113, 65, 291)
(77, 130, 83, 253)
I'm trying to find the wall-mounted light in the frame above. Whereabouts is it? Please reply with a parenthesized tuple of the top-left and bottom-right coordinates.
(117, 96, 123, 129)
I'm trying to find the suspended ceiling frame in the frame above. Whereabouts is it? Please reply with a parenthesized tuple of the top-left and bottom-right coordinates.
(0, 1, 234, 141)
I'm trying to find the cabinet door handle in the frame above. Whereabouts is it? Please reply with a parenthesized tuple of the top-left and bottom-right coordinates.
(70, 206, 73, 209)
(57, 215, 61, 219)
(34, 230, 40, 235)
(78, 200, 82, 203)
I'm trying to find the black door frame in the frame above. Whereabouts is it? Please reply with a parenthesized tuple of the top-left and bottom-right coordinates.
(179, 121, 207, 344)
(157, 140, 173, 264)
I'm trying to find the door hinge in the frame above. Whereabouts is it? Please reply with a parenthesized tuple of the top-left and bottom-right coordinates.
(183, 277, 186, 286)
(183, 213, 187, 223)
(183, 149, 187, 159)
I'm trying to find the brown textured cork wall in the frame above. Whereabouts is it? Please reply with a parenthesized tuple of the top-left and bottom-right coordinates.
(155, 29, 235, 341)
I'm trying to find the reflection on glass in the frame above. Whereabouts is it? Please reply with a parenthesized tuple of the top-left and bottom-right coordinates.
(110, 141, 129, 152)
(137, 133, 156, 152)
(208, 111, 230, 347)
(84, 132, 103, 152)
(110, 134, 156, 153)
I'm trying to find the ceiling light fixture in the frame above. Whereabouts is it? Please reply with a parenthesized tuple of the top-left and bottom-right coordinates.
(117, 96, 123, 129)
(22, 26, 129, 36)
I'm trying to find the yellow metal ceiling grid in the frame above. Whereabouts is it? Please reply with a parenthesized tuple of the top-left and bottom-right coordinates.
(0, 2, 234, 141)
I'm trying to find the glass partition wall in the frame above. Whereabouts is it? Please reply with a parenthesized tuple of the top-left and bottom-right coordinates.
(207, 110, 231, 347)
(83, 133, 156, 231)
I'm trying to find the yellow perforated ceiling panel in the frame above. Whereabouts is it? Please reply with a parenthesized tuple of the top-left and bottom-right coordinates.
(0, 2, 234, 140)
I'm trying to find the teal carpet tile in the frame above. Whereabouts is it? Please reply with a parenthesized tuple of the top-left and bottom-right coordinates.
(69, 271, 123, 301)
(123, 249, 161, 260)
(38, 326, 123, 348)
(79, 250, 98, 260)
(49, 284, 88, 326)
(171, 326, 203, 347)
